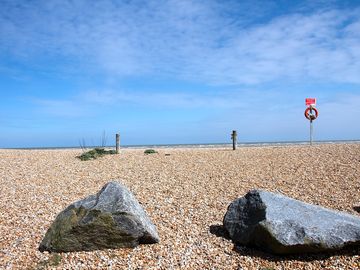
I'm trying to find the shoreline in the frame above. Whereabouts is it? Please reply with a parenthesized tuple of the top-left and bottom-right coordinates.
(1, 139, 360, 150)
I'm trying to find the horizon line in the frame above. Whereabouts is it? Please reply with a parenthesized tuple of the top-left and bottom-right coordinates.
(2, 139, 360, 150)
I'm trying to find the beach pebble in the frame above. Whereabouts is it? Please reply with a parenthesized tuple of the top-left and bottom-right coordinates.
(0, 144, 359, 269)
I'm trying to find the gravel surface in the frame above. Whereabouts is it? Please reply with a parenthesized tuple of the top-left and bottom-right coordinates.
(1, 144, 359, 269)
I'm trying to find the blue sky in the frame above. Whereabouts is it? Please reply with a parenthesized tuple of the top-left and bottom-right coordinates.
(1, 0, 360, 147)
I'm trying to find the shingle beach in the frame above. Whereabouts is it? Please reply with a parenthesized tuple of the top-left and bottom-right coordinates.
(1, 143, 359, 269)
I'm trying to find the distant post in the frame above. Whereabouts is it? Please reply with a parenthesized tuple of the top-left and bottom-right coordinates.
(115, 133, 120, 154)
(231, 130, 237, 150)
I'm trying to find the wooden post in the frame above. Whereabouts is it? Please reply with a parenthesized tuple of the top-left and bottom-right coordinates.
(116, 133, 120, 154)
(231, 130, 237, 150)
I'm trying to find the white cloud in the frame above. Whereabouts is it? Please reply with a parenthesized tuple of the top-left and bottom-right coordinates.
(31, 86, 275, 117)
(81, 88, 260, 109)
(33, 99, 87, 117)
(0, 1, 359, 85)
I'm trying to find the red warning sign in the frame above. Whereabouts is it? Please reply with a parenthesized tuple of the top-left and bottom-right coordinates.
(305, 98, 316, 106)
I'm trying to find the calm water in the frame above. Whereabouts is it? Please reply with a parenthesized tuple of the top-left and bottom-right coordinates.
(3, 140, 360, 150)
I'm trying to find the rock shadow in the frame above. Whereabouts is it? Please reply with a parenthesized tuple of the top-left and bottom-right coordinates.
(209, 224, 360, 262)
(353, 206, 360, 213)
(232, 244, 360, 263)
(209, 224, 231, 240)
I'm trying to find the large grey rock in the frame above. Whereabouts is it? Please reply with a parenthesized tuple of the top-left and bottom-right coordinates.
(39, 181, 159, 252)
(223, 190, 360, 254)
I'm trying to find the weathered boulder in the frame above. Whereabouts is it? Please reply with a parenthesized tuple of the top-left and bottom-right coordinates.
(223, 190, 360, 254)
(39, 181, 159, 252)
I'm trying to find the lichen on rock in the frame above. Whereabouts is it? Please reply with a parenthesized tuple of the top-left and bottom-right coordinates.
(39, 181, 159, 253)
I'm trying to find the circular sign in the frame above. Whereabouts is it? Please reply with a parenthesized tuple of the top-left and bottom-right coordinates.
(304, 107, 318, 120)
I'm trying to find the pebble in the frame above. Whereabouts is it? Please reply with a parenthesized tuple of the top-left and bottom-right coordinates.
(0, 144, 359, 269)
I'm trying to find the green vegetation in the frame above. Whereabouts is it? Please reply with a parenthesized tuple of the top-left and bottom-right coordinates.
(36, 254, 62, 269)
(77, 148, 116, 161)
(144, 149, 157, 155)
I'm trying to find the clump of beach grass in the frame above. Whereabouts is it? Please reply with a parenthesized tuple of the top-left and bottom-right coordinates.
(77, 148, 116, 161)
(77, 131, 116, 161)
(144, 149, 157, 155)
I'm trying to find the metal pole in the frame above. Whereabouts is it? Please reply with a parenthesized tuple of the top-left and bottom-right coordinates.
(310, 119, 313, 145)
(309, 106, 313, 145)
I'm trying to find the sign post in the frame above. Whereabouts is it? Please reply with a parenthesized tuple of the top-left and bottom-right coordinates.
(304, 98, 318, 145)
(310, 108, 313, 145)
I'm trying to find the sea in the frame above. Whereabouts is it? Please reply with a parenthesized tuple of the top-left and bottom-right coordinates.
(3, 140, 360, 150)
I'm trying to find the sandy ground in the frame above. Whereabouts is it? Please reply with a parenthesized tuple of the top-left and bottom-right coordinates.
(0, 143, 359, 270)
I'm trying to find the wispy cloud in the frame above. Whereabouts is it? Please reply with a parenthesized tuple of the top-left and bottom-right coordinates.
(32, 98, 87, 117)
(1, 0, 359, 85)
(33, 88, 252, 116)
(82, 89, 251, 108)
